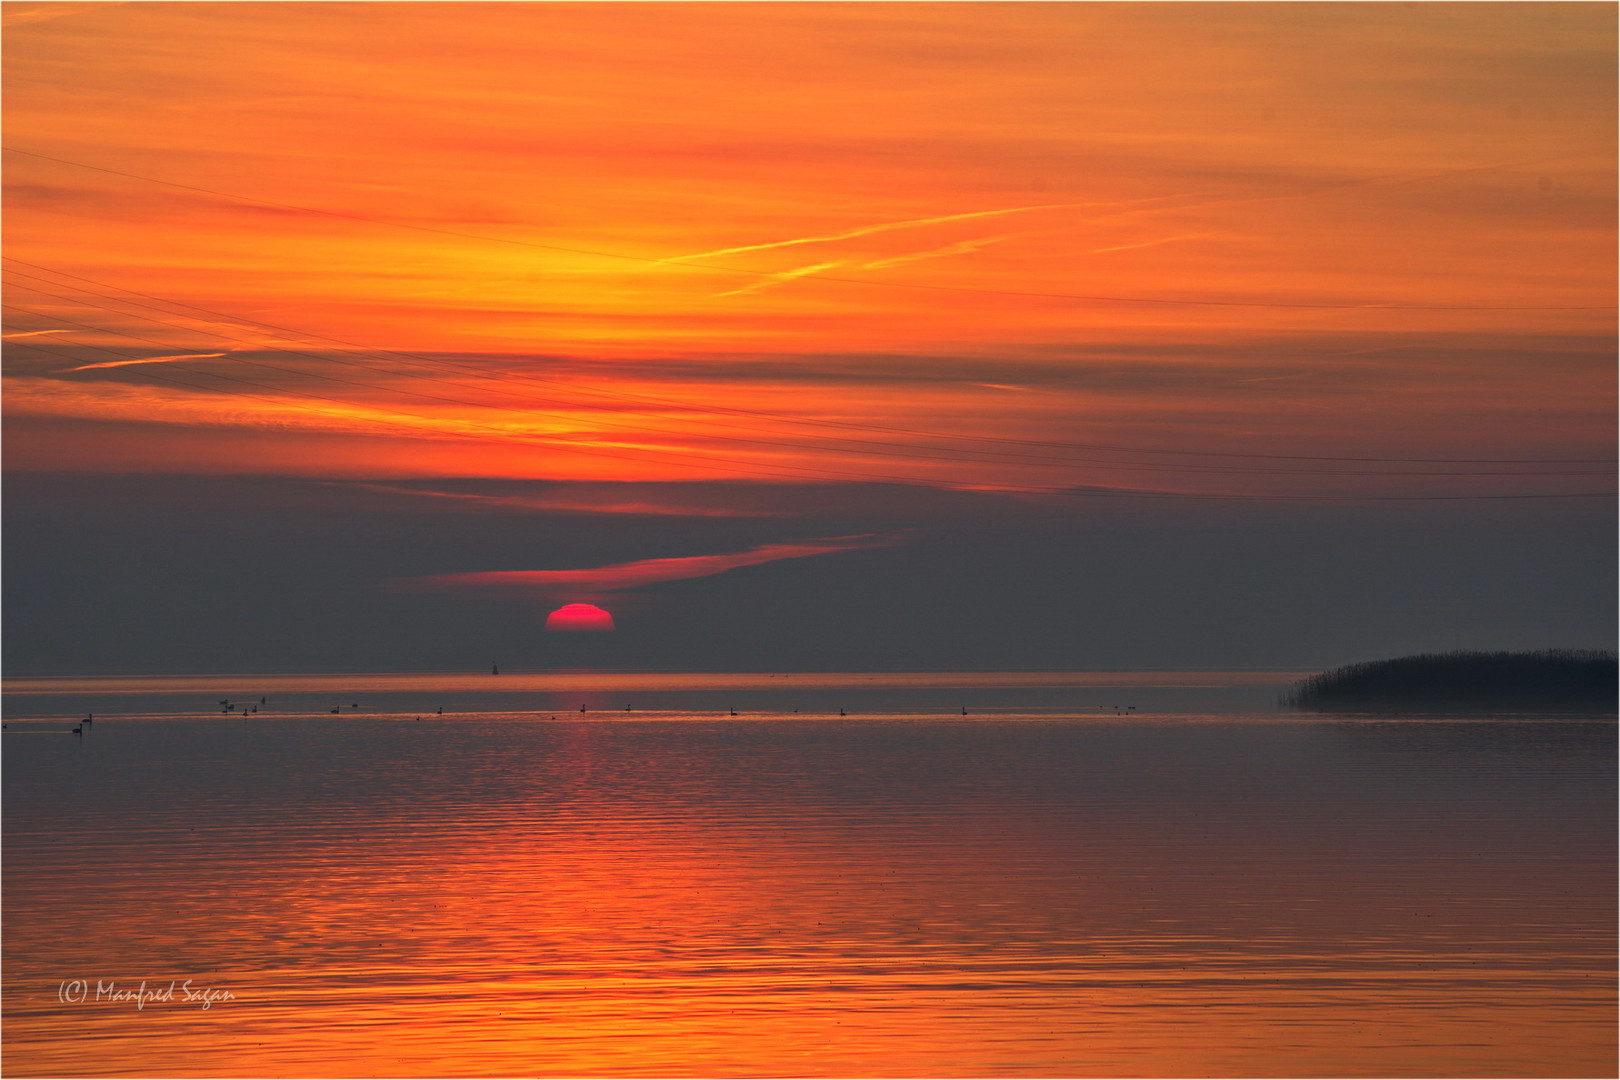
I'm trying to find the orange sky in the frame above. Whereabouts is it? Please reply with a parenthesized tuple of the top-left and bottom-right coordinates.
(3, 2, 1615, 499)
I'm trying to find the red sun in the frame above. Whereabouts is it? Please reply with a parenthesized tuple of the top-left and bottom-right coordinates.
(544, 603, 615, 632)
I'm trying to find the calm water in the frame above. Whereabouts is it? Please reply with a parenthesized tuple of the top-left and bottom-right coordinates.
(3, 673, 1614, 1077)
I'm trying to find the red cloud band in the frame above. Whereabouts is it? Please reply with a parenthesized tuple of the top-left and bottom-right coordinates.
(394, 533, 904, 596)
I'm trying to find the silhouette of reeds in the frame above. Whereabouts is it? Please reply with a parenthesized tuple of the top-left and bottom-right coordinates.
(1285, 649, 1617, 714)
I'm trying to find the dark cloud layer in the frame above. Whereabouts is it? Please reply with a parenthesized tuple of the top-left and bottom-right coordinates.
(5, 472, 1612, 675)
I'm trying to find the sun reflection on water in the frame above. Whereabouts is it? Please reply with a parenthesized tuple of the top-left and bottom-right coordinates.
(4, 707, 1614, 1077)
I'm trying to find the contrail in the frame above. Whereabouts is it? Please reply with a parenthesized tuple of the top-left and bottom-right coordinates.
(1090, 232, 1212, 254)
(2, 328, 72, 338)
(711, 235, 1005, 298)
(667, 203, 1099, 263)
(862, 235, 1009, 270)
(712, 261, 846, 298)
(61, 352, 228, 372)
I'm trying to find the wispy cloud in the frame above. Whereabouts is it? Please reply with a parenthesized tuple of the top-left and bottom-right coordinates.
(336, 481, 773, 518)
(712, 261, 846, 298)
(393, 533, 905, 595)
(3, 2, 127, 28)
(60, 352, 228, 373)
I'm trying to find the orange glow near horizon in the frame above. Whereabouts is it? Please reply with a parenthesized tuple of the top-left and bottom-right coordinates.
(1, 2, 1614, 500)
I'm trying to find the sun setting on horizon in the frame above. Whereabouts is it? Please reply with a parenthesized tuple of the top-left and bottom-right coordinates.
(544, 602, 615, 632)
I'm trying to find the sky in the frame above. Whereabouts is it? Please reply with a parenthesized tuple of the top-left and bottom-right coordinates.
(3, 1, 1615, 674)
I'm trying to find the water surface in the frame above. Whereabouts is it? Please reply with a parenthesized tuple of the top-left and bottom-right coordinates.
(4, 673, 1614, 1077)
